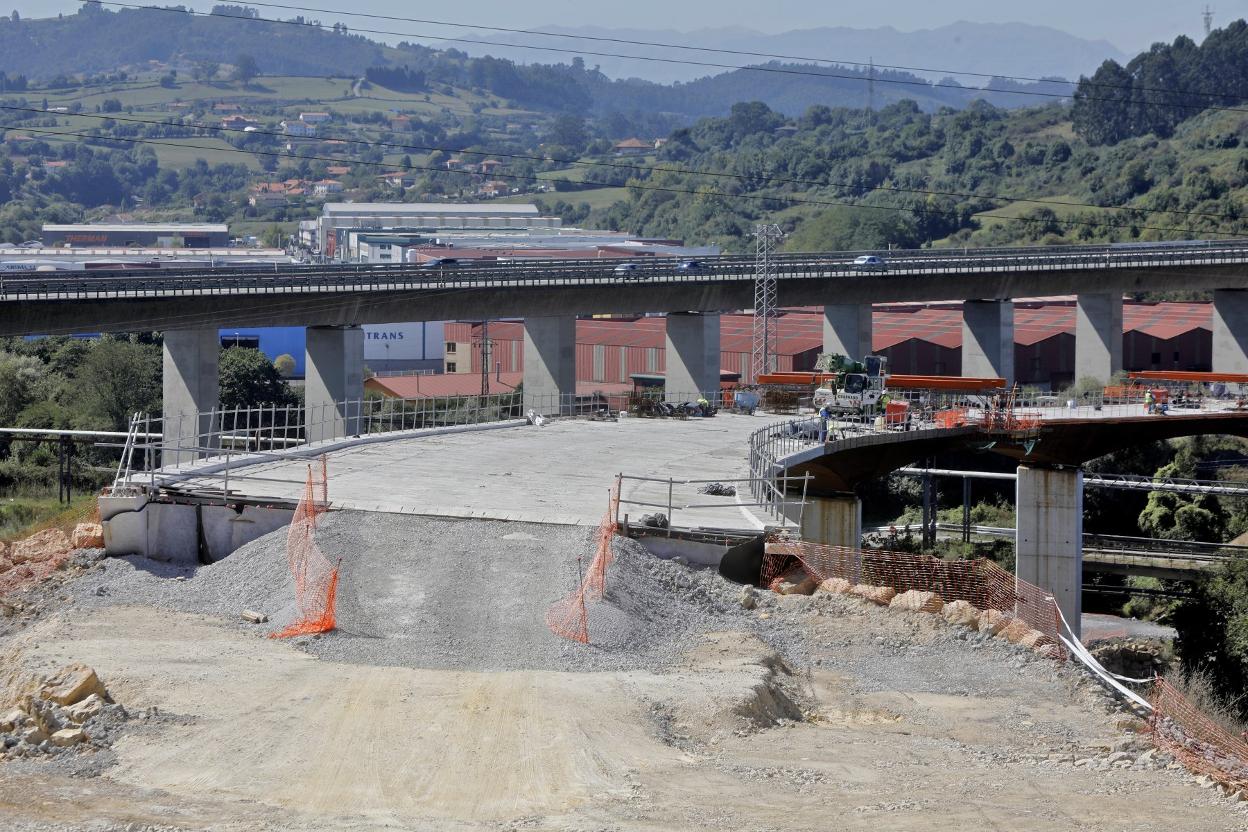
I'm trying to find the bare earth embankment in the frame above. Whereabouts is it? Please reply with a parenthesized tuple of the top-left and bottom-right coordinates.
(0, 512, 1244, 831)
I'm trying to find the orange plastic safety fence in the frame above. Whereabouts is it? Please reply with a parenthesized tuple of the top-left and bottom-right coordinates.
(763, 539, 1066, 660)
(546, 488, 620, 644)
(934, 408, 969, 429)
(271, 458, 339, 638)
(1150, 677, 1248, 793)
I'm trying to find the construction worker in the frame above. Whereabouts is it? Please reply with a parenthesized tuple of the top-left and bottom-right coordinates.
(1144, 388, 1155, 415)
(696, 395, 711, 417)
(818, 402, 833, 443)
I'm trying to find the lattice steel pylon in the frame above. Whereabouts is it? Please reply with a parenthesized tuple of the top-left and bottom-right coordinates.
(750, 223, 784, 382)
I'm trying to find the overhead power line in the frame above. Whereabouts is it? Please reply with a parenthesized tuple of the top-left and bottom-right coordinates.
(86, 2, 1248, 115)
(3, 102, 1242, 225)
(214, 0, 1244, 104)
(12, 124, 1238, 238)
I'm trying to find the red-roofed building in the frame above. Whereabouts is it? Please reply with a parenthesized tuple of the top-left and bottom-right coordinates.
(440, 299, 1215, 390)
(613, 138, 651, 156)
(364, 371, 631, 399)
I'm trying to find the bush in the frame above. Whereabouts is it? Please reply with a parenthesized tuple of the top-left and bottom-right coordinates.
(1172, 552, 1248, 722)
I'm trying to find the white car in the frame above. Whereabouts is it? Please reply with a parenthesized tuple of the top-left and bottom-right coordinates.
(613, 262, 642, 278)
(853, 255, 887, 272)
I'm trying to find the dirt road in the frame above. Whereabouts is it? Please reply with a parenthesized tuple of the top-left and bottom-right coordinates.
(1, 597, 1243, 831)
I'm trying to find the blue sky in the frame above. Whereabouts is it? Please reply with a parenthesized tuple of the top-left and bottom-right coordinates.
(7, 0, 1235, 52)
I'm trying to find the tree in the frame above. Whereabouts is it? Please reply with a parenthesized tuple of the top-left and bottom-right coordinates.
(219, 347, 295, 408)
(1072, 60, 1134, 146)
(544, 114, 588, 154)
(192, 61, 220, 83)
(77, 338, 162, 430)
(273, 354, 296, 378)
(232, 53, 259, 84)
(0, 352, 42, 425)
(1172, 552, 1248, 722)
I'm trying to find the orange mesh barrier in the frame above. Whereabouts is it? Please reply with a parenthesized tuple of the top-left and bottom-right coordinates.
(271, 457, 339, 638)
(1150, 677, 1248, 792)
(546, 487, 619, 643)
(934, 408, 969, 429)
(763, 538, 1066, 660)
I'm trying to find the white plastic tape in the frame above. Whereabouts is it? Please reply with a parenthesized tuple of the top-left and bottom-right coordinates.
(1054, 604, 1154, 711)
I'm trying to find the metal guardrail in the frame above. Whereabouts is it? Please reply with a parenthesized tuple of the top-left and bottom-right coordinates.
(615, 473, 809, 533)
(747, 388, 1248, 525)
(113, 388, 730, 491)
(897, 466, 1248, 497)
(4, 239, 1248, 301)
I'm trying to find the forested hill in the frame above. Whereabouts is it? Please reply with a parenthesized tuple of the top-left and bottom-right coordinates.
(0, 4, 396, 79)
(0, 3, 1072, 118)
(1073, 20, 1248, 145)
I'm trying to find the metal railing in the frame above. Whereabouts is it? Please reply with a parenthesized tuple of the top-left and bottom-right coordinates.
(616, 472, 810, 533)
(747, 387, 1248, 516)
(112, 388, 735, 492)
(4, 238, 1248, 301)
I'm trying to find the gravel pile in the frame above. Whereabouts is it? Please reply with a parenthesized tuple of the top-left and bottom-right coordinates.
(69, 512, 803, 673)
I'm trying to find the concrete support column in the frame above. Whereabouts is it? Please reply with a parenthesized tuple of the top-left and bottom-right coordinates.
(1075, 293, 1123, 383)
(1015, 465, 1083, 639)
(664, 313, 720, 402)
(799, 494, 863, 550)
(1213, 290, 1248, 374)
(305, 325, 364, 443)
(961, 300, 1014, 384)
(162, 329, 219, 467)
(523, 315, 576, 415)
(822, 304, 873, 359)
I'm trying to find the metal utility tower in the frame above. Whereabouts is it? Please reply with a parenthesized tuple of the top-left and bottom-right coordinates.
(750, 223, 784, 383)
(474, 320, 493, 396)
(1203, 6, 1214, 38)
(867, 57, 876, 112)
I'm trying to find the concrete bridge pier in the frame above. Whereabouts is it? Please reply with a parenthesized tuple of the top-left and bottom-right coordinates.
(1075, 293, 1123, 383)
(1015, 465, 1083, 639)
(523, 315, 576, 415)
(961, 300, 1014, 384)
(162, 328, 220, 467)
(799, 493, 863, 551)
(665, 313, 721, 402)
(305, 325, 364, 443)
(1213, 289, 1248, 373)
(822, 304, 873, 359)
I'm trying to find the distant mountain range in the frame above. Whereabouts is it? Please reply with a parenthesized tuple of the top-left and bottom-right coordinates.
(439, 21, 1128, 85)
(0, 7, 1124, 120)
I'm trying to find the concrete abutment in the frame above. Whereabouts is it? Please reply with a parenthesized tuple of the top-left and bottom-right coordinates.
(798, 494, 863, 550)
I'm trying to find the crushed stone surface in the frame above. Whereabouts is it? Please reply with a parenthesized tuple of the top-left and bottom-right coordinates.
(66, 511, 807, 673)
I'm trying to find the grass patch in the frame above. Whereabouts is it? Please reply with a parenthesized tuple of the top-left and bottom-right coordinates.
(0, 494, 97, 543)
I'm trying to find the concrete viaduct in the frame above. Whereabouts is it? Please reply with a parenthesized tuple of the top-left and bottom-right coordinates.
(4, 242, 1248, 460)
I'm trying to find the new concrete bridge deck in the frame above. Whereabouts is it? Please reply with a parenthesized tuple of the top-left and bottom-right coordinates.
(158, 414, 774, 530)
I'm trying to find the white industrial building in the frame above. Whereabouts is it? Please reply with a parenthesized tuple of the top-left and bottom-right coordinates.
(317, 202, 562, 259)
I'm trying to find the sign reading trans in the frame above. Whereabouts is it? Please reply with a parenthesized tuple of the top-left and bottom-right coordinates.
(364, 322, 445, 371)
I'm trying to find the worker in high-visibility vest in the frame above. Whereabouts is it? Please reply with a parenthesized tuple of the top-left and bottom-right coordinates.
(1144, 389, 1155, 414)
(696, 395, 711, 416)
